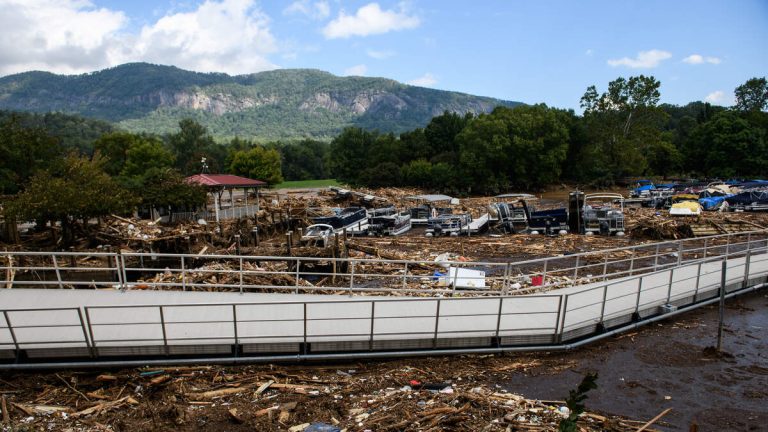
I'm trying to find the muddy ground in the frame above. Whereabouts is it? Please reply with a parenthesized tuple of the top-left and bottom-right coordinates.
(1, 291, 765, 432)
(506, 290, 768, 431)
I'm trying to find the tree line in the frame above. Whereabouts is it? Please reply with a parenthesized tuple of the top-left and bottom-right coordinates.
(0, 75, 766, 244)
(330, 76, 767, 194)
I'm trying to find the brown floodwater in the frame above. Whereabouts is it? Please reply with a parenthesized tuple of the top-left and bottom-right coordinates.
(503, 290, 768, 431)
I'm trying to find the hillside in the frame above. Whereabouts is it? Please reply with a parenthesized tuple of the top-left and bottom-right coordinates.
(0, 63, 521, 140)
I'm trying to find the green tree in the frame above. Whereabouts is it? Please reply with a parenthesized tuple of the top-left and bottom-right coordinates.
(280, 139, 330, 180)
(328, 127, 376, 185)
(734, 77, 768, 112)
(456, 105, 570, 193)
(5, 154, 137, 245)
(168, 119, 216, 174)
(686, 110, 767, 178)
(580, 75, 668, 181)
(424, 111, 473, 164)
(93, 132, 138, 176)
(133, 169, 207, 213)
(0, 114, 62, 194)
(229, 146, 284, 185)
(120, 137, 175, 179)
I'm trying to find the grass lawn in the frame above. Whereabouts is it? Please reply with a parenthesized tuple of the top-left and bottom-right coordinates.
(272, 179, 341, 189)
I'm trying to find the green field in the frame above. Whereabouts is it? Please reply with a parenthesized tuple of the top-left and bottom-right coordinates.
(272, 179, 341, 189)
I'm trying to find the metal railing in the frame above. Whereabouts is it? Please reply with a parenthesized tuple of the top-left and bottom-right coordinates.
(1, 242, 767, 367)
(169, 205, 260, 223)
(1, 230, 766, 296)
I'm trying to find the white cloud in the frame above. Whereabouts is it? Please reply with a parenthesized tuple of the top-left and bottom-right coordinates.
(0, 0, 279, 77)
(683, 54, 721, 65)
(283, 0, 330, 20)
(585, 49, 593, 56)
(0, 0, 127, 75)
(322, 3, 420, 39)
(607, 49, 672, 69)
(343, 64, 367, 76)
(407, 73, 437, 87)
(366, 49, 395, 59)
(705, 90, 726, 104)
(130, 0, 278, 74)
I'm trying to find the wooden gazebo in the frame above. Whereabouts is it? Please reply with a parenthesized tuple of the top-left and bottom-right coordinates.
(185, 174, 266, 223)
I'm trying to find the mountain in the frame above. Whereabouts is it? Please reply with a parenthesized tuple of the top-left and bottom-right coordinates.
(0, 63, 522, 141)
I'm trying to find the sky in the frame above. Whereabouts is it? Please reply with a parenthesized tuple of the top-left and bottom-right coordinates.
(0, 0, 766, 110)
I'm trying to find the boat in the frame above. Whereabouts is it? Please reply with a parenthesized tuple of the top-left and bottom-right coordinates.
(582, 193, 625, 235)
(425, 213, 471, 236)
(310, 207, 369, 234)
(629, 179, 655, 198)
(300, 224, 335, 247)
(490, 194, 568, 235)
(367, 207, 412, 236)
(669, 194, 702, 216)
(725, 190, 768, 212)
(406, 194, 456, 225)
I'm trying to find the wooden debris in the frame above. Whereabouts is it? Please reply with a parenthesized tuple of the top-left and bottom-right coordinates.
(636, 407, 673, 431)
(96, 375, 118, 382)
(1, 395, 9, 424)
(70, 396, 138, 418)
(228, 407, 245, 423)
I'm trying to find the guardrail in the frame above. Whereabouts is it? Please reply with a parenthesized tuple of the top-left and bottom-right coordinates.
(1, 230, 766, 296)
(1, 241, 767, 367)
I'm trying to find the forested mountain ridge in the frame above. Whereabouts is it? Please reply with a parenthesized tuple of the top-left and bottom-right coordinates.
(0, 63, 522, 140)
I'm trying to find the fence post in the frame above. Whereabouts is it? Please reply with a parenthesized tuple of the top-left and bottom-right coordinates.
(666, 268, 675, 303)
(121, 253, 129, 291)
(52, 254, 64, 289)
(232, 304, 238, 357)
(451, 265, 459, 295)
(84, 307, 97, 358)
(114, 250, 123, 289)
(573, 256, 580, 281)
(542, 259, 549, 283)
(694, 262, 702, 300)
(75, 308, 93, 358)
(654, 243, 660, 271)
(725, 234, 731, 257)
(2, 311, 20, 359)
(159, 306, 168, 356)
(599, 284, 608, 324)
(677, 241, 683, 266)
(495, 297, 504, 343)
(402, 263, 408, 289)
(295, 259, 301, 294)
(181, 256, 187, 291)
(239, 258, 244, 294)
(302, 303, 308, 355)
(743, 250, 752, 288)
(634, 278, 643, 315)
(369, 302, 375, 351)
(348, 260, 356, 297)
(602, 255, 609, 281)
(501, 263, 510, 295)
(433, 299, 442, 348)
(557, 295, 569, 343)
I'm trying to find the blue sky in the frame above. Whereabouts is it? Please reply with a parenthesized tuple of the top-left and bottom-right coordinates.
(1, 0, 766, 110)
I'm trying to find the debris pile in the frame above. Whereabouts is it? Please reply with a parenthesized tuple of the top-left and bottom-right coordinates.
(0, 357, 648, 431)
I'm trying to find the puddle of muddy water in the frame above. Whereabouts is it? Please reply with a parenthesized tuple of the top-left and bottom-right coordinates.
(503, 290, 768, 431)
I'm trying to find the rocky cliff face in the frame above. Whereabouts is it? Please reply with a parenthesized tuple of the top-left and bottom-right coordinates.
(0, 63, 522, 139)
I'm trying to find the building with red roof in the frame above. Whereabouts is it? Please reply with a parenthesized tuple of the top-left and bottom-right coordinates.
(185, 174, 266, 223)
